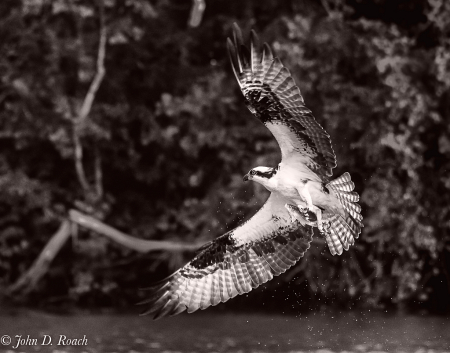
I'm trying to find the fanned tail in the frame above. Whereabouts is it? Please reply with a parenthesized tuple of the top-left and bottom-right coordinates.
(324, 172, 363, 256)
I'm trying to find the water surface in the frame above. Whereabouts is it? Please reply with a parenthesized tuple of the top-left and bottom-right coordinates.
(0, 310, 449, 352)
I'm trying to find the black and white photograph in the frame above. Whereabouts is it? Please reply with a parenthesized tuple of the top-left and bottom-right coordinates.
(1, 0, 450, 352)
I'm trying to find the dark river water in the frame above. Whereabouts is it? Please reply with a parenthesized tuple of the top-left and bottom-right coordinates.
(0, 310, 449, 353)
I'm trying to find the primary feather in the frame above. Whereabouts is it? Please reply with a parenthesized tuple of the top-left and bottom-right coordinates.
(228, 23, 336, 179)
(142, 193, 313, 319)
(228, 24, 362, 255)
(142, 24, 363, 319)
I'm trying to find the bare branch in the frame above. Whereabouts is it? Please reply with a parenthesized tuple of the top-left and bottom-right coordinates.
(94, 146, 103, 197)
(70, 0, 107, 194)
(7, 220, 72, 296)
(73, 128, 91, 192)
(188, 0, 205, 28)
(7, 210, 202, 296)
(320, 0, 345, 19)
(321, 0, 332, 16)
(69, 210, 202, 252)
(78, 0, 106, 122)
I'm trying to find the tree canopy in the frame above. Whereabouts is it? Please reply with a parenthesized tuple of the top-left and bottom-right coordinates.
(1, 0, 449, 313)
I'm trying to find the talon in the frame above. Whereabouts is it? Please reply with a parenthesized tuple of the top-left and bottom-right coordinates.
(285, 204, 300, 223)
(285, 204, 315, 226)
(297, 207, 309, 221)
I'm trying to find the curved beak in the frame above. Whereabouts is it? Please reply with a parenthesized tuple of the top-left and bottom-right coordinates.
(243, 173, 249, 182)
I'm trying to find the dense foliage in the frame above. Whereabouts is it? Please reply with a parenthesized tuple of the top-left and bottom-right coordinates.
(1, 0, 449, 313)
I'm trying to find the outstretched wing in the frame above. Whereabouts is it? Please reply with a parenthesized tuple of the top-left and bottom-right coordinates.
(227, 24, 336, 179)
(141, 193, 313, 319)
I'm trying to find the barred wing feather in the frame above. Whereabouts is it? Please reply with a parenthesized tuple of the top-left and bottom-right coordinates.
(228, 24, 336, 179)
(141, 193, 313, 319)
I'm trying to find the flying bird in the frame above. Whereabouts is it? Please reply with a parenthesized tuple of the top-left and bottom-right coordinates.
(141, 24, 363, 319)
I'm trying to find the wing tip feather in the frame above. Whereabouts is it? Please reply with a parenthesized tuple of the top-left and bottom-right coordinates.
(140, 196, 315, 319)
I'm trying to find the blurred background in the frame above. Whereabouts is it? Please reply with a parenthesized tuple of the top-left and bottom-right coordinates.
(1, 0, 450, 351)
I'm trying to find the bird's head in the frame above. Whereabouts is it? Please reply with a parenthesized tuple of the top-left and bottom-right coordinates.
(243, 166, 277, 186)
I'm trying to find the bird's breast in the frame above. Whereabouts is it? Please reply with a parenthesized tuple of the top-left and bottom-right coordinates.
(271, 170, 307, 203)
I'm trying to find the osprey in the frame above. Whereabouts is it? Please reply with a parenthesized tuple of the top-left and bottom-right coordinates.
(142, 24, 363, 319)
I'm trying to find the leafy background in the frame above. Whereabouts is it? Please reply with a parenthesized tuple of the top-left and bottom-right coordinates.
(0, 0, 449, 314)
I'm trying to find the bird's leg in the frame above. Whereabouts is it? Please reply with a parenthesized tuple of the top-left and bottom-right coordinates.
(314, 206, 324, 233)
(284, 204, 316, 227)
(298, 182, 324, 232)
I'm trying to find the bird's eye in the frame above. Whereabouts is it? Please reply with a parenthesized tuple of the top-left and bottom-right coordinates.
(250, 170, 256, 175)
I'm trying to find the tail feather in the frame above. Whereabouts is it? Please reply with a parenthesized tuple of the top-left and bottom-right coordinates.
(335, 181, 355, 192)
(324, 221, 344, 256)
(340, 200, 362, 221)
(324, 215, 357, 256)
(334, 190, 359, 202)
(328, 172, 351, 185)
(324, 173, 363, 256)
(343, 200, 361, 213)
